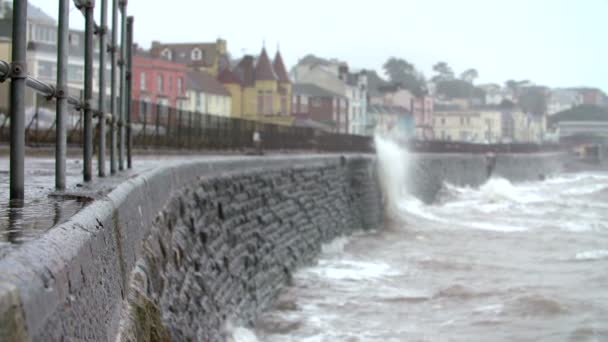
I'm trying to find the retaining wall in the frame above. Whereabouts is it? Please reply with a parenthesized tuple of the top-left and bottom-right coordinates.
(0, 155, 383, 341)
(408, 152, 565, 203)
(0, 151, 566, 341)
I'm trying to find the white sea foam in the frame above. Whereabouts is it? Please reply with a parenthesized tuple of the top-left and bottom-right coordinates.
(303, 259, 397, 281)
(575, 250, 608, 261)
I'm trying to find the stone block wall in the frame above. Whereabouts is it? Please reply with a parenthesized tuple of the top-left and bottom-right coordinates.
(117, 157, 383, 341)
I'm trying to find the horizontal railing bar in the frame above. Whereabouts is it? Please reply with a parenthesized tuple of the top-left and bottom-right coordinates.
(0, 59, 82, 110)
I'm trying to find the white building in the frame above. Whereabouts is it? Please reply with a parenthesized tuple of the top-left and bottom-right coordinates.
(0, 2, 115, 111)
(547, 89, 582, 115)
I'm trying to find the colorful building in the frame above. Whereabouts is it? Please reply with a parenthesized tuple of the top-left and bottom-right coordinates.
(132, 53, 189, 112)
(217, 47, 293, 125)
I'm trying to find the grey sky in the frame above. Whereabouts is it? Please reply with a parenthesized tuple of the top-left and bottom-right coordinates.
(32, 0, 608, 92)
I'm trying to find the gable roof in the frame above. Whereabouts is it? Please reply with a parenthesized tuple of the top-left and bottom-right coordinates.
(254, 48, 277, 81)
(187, 72, 230, 96)
(233, 55, 255, 87)
(273, 51, 290, 83)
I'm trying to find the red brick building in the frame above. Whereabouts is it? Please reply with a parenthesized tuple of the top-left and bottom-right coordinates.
(132, 53, 189, 109)
(572, 88, 607, 106)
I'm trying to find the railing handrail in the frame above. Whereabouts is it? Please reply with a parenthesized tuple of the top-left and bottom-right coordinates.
(3, 0, 132, 201)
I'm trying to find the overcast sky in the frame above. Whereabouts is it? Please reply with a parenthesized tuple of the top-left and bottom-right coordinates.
(32, 0, 608, 92)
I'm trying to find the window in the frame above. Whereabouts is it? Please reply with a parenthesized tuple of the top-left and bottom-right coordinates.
(157, 74, 164, 93)
(281, 96, 287, 115)
(140, 72, 147, 91)
(161, 48, 172, 61)
(264, 91, 273, 114)
(460, 117, 464, 125)
(191, 48, 203, 61)
(68, 65, 84, 82)
(68, 33, 80, 47)
(257, 90, 264, 114)
(312, 97, 322, 108)
(301, 95, 309, 112)
(168, 76, 172, 92)
(38, 61, 55, 79)
(441, 117, 446, 125)
(177, 77, 183, 94)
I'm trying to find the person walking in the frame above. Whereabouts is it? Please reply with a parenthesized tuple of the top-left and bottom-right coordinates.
(253, 130, 262, 155)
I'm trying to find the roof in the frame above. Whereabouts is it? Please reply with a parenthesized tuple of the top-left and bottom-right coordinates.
(254, 48, 277, 81)
(186, 72, 230, 96)
(548, 105, 608, 125)
(367, 104, 411, 115)
(233, 56, 255, 87)
(273, 51, 290, 83)
(293, 83, 344, 98)
(150, 41, 223, 67)
(217, 67, 242, 85)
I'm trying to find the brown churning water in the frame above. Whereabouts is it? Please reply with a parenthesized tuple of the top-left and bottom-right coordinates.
(242, 137, 608, 341)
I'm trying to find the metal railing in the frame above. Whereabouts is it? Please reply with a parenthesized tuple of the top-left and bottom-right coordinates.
(1, 0, 133, 201)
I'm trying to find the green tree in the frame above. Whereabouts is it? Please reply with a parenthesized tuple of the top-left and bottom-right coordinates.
(460, 68, 479, 83)
(518, 86, 548, 115)
(382, 57, 427, 96)
(431, 61, 454, 82)
(436, 79, 481, 99)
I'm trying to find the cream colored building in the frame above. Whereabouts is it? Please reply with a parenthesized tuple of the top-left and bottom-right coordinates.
(433, 109, 504, 143)
(433, 108, 546, 143)
(185, 72, 231, 117)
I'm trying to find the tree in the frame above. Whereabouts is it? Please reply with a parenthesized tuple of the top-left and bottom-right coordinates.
(504, 79, 531, 97)
(460, 68, 479, 83)
(431, 61, 454, 82)
(436, 79, 481, 99)
(519, 86, 548, 115)
(382, 57, 427, 96)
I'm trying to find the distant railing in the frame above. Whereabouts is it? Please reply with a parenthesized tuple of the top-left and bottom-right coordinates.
(1, 0, 133, 201)
(405, 139, 563, 154)
(1, 98, 564, 156)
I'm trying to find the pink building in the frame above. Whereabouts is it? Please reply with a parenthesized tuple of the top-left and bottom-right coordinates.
(132, 53, 189, 112)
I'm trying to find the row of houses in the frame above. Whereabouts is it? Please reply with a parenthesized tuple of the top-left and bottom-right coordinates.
(3, 1, 596, 144)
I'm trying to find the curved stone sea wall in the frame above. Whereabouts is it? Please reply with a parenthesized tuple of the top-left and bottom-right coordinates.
(0, 152, 565, 341)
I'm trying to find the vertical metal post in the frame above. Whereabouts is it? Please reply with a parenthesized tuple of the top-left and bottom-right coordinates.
(9, 0, 27, 201)
(118, 0, 127, 170)
(126, 16, 133, 168)
(109, 0, 118, 174)
(97, 0, 108, 177)
(83, 1, 95, 182)
(155, 103, 160, 147)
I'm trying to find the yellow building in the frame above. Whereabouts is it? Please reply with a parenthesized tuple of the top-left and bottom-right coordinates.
(185, 72, 232, 117)
(150, 39, 228, 77)
(217, 48, 293, 125)
(433, 109, 504, 143)
(0, 38, 10, 113)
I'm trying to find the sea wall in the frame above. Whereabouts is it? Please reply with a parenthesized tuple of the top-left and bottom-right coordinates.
(0, 151, 566, 341)
(0, 155, 383, 341)
(408, 152, 565, 203)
